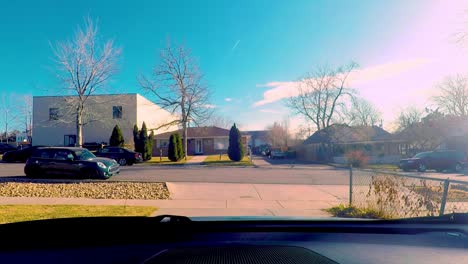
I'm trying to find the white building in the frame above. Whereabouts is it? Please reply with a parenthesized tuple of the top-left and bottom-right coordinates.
(32, 93, 177, 147)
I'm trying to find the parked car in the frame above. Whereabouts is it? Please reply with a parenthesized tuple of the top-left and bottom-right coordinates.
(95, 147, 143, 166)
(2, 146, 46, 163)
(83, 142, 107, 152)
(270, 148, 286, 159)
(399, 150, 465, 172)
(24, 147, 119, 179)
(0, 143, 16, 154)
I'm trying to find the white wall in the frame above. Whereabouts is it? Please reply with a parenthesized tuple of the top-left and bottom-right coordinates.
(33, 94, 178, 147)
(136, 94, 179, 134)
(33, 94, 138, 146)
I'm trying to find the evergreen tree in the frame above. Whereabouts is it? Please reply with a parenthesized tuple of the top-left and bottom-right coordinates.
(227, 123, 244, 161)
(146, 130, 154, 160)
(133, 124, 139, 152)
(175, 133, 184, 159)
(168, 134, 178, 161)
(109, 125, 124, 147)
(139, 122, 149, 160)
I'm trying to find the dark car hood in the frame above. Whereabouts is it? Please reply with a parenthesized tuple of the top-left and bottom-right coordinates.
(88, 157, 117, 166)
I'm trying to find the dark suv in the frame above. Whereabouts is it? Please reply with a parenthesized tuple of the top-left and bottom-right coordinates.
(95, 147, 143, 166)
(399, 150, 465, 173)
(24, 147, 120, 179)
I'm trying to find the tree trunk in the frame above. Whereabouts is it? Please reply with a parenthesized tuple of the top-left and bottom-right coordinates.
(183, 121, 188, 161)
(76, 109, 83, 147)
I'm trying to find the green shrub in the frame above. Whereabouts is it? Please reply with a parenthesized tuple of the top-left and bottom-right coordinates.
(133, 124, 139, 152)
(168, 134, 179, 161)
(146, 130, 154, 161)
(139, 122, 150, 160)
(109, 125, 124, 147)
(345, 150, 369, 168)
(175, 133, 184, 159)
(227, 123, 244, 161)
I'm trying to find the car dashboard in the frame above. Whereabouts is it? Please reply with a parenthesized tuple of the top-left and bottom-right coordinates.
(0, 215, 466, 264)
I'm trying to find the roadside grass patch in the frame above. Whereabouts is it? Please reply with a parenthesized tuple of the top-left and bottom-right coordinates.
(202, 154, 253, 166)
(0, 205, 156, 224)
(366, 164, 399, 171)
(325, 204, 388, 219)
(0, 181, 170, 200)
(143, 156, 192, 165)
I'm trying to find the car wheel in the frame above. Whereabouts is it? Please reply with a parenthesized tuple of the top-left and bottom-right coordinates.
(127, 161, 134, 166)
(83, 169, 99, 179)
(417, 163, 427, 172)
(118, 158, 127, 166)
(25, 168, 40, 178)
(455, 163, 463, 173)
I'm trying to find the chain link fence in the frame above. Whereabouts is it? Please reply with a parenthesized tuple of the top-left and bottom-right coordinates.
(349, 168, 468, 218)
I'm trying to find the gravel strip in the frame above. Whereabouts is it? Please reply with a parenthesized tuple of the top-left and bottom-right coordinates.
(0, 181, 170, 200)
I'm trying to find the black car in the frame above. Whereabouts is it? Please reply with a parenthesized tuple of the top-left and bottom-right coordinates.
(24, 147, 120, 179)
(0, 143, 16, 154)
(2, 146, 46, 163)
(95, 147, 143, 166)
(399, 150, 465, 172)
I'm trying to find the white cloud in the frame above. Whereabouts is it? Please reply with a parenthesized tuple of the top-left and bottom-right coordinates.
(203, 104, 216, 109)
(253, 58, 431, 107)
(224, 97, 232, 102)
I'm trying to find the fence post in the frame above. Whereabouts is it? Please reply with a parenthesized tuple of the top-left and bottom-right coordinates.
(349, 165, 353, 207)
(439, 178, 450, 216)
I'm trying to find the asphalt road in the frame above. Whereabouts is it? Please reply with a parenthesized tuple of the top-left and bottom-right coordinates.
(0, 162, 351, 185)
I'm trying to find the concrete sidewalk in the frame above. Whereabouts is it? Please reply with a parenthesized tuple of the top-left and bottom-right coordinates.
(0, 182, 347, 217)
(185, 155, 207, 165)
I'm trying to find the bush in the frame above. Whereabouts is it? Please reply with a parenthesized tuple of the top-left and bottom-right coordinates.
(345, 150, 369, 168)
(146, 131, 154, 161)
(109, 125, 124, 147)
(325, 205, 386, 219)
(139, 122, 151, 161)
(175, 133, 184, 159)
(168, 134, 180, 162)
(133, 124, 139, 152)
(227, 123, 244, 161)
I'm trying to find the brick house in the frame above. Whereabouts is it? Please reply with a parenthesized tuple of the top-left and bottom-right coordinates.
(153, 126, 250, 156)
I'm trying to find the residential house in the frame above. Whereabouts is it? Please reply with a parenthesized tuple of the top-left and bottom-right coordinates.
(32, 93, 177, 147)
(296, 124, 402, 164)
(153, 126, 250, 156)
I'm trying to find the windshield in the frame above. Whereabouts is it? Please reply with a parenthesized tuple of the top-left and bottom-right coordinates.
(413, 152, 430, 159)
(75, 150, 96, 160)
(0, 1, 467, 225)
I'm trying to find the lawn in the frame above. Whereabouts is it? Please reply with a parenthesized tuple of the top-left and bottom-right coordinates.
(0, 205, 157, 224)
(367, 164, 400, 171)
(202, 154, 253, 166)
(143, 156, 192, 165)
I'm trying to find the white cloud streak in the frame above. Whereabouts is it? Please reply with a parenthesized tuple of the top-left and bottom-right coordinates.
(224, 97, 232, 102)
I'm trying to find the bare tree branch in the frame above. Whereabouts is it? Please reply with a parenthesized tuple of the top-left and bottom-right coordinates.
(432, 74, 468, 117)
(139, 42, 212, 160)
(50, 17, 121, 146)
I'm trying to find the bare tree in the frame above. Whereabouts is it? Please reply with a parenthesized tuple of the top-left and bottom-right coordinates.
(0, 94, 19, 143)
(140, 43, 212, 160)
(396, 107, 422, 132)
(204, 114, 234, 129)
(266, 121, 289, 148)
(51, 17, 121, 146)
(286, 62, 358, 131)
(346, 97, 382, 127)
(20, 95, 33, 140)
(433, 74, 468, 117)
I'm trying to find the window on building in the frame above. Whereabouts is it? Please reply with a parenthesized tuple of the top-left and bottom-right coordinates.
(214, 138, 229, 150)
(113, 106, 122, 119)
(49, 108, 59, 120)
(159, 140, 169, 148)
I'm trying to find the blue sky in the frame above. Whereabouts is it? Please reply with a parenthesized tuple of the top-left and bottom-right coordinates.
(0, 0, 467, 133)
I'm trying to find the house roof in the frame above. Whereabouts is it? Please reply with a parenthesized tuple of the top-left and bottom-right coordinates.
(303, 124, 395, 145)
(154, 126, 244, 139)
(395, 116, 468, 141)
